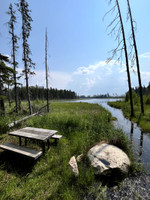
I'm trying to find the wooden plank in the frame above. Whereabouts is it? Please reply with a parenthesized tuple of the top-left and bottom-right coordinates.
(21, 127, 58, 135)
(9, 131, 49, 141)
(52, 134, 62, 140)
(9, 127, 58, 141)
(0, 143, 42, 159)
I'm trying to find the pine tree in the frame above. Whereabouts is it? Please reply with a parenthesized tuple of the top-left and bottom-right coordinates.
(17, 0, 35, 115)
(0, 54, 14, 115)
(7, 3, 19, 113)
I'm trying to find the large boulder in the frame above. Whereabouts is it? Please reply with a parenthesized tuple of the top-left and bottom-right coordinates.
(87, 143, 130, 176)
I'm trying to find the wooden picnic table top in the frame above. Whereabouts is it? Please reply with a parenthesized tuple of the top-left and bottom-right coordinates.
(8, 127, 58, 142)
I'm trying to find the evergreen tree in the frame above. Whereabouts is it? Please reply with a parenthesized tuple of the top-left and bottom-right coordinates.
(17, 0, 35, 115)
(7, 3, 20, 113)
(0, 54, 14, 115)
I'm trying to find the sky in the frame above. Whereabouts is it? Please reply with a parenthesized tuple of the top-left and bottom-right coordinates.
(0, 0, 150, 96)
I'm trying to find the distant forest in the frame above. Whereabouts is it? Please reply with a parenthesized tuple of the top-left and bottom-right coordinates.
(6, 82, 150, 103)
(7, 86, 77, 101)
(80, 82, 150, 99)
(134, 82, 150, 96)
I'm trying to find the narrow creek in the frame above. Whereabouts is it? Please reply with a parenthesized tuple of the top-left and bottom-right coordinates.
(72, 98, 150, 174)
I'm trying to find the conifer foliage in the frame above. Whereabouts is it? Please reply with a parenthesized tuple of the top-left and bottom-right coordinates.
(17, 0, 35, 115)
(7, 3, 20, 113)
(0, 54, 14, 115)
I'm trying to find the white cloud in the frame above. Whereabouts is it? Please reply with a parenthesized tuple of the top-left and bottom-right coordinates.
(139, 52, 150, 59)
(50, 71, 73, 89)
(15, 52, 150, 96)
(74, 60, 120, 75)
(141, 71, 150, 83)
(74, 66, 94, 75)
(84, 77, 97, 91)
(18, 68, 73, 90)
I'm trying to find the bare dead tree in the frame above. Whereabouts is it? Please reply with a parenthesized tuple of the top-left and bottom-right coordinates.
(126, 0, 144, 115)
(105, 0, 134, 117)
(45, 28, 49, 112)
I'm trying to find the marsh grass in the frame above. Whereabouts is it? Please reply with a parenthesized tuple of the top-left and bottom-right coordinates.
(0, 102, 141, 199)
(108, 100, 150, 132)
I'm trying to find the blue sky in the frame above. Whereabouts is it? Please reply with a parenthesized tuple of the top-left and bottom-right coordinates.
(1, 0, 150, 96)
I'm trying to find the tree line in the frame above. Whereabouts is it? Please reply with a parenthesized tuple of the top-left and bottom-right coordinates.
(134, 82, 150, 96)
(8, 86, 77, 101)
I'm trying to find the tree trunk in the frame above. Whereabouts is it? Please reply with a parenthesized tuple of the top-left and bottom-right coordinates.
(11, 5, 18, 113)
(21, 1, 32, 115)
(8, 83, 11, 108)
(0, 99, 5, 115)
(12, 32, 18, 113)
(126, 0, 144, 115)
(0, 83, 5, 115)
(45, 28, 49, 112)
(116, 0, 134, 117)
(25, 71, 32, 115)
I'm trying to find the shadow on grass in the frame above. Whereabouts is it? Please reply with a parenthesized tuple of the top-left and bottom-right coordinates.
(0, 151, 37, 176)
(95, 169, 128, 187)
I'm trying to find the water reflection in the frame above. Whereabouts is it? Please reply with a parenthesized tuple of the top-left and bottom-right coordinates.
(129, 121, 144, 158)
(139, 131, 144, 157)
(130, 122, 134, 144)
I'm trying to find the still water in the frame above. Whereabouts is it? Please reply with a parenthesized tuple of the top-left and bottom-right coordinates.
(72, 98, 150, 173)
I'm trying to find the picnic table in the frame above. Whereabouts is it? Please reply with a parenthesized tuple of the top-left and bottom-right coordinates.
(8, 127, 58, 153)
(0, 127, 62, 159)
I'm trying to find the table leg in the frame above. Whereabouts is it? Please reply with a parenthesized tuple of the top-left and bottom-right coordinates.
(19, 137, 21, 146)
(25, 138, 27, 146)
(42, 142, 45, 153)
(47, 140, 50, 149)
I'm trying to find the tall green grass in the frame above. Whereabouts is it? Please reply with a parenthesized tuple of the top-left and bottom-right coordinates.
(0, 102, 140, 200)
(108, 98, 150, 132)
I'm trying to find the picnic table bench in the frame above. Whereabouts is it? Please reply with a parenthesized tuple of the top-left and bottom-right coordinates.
(0, 127, 63, 159)
(0, 143, 42, 159)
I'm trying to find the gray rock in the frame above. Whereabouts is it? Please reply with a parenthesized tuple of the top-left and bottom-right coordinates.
(69, 156, 79, 176)
(77, 154, 84, 162)
(87, 143, 130, 175)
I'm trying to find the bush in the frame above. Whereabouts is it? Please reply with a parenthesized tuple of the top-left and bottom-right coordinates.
(145, 95, 150, 105)
(0, 117, 9, 134)
(125, 90, 140, 104)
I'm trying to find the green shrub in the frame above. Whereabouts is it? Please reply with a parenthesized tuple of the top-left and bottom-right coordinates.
(145, 95, 150, 105)
(0, 117, 9, 134)
(125, 90, 140, 104)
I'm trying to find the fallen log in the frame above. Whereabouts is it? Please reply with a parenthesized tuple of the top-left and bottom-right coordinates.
(8, 112, 40, 128)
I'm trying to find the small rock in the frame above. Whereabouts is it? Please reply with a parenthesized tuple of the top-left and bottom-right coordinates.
(69, 156, 79, 176)
(77, 154, 84, 162)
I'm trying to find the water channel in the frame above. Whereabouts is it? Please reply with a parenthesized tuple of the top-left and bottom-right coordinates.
(72, 98, 150, 173)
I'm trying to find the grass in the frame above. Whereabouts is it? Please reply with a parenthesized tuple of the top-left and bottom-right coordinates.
(0, 99, 48, 134)
(108, 98, 150, 132)
(0, 102, 142, 199)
